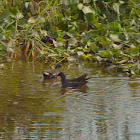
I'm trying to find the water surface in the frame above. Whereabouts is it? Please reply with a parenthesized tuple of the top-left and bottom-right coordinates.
(0, 60, 140, 140)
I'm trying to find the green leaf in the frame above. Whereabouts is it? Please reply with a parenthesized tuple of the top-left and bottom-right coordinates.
(119, 1, 125, 4)
(85, 12, 95, 20)
(9, 7, 18, 15)
(70, 0, 79, 4)
(81, 39, 88, 45)
(28, 17, 35, 23)
(68, 38, 77, 46)
(18, 19, 28, 28)
(102, 50, 113, 58)
(110, 34, 121, 42)
(130, 47, 140, 56)
(0, 11, 10, 20)
(0, 34, 5, 40)
(112, 44, 122, 49)
(16, 12, 24, 20)
(131, 70, 136, 75)
(85, 13, 98, 24)
(67, 30, 80, 38)
(27, 47, 33, 59)
(96, 56, 102, 62)
(83, 0, 91, 3)
(53, 40, 65, 47)
(113, 3, 120, 15)
(25, 2, 30, 8)
(82, 6, 95, 14)
(77, 51, 84, 56)
(135, 34, 140, 43)
(62, 0, 70, 5)
(77, 3, 83, 10)
(65, 11, 71, 20)
(95, 36, 102, 42)
(110, 22, 122, 32)
(0, 50, 7, 55)
(0, 44, 3, 50)
(5, 21, 15, 29)
(100, 39, 109, 46)
(90, 43, 98, 53)
(118, 59, 127, 64)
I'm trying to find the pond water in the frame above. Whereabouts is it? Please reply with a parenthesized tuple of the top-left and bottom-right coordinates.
(0, 60, 140, 140)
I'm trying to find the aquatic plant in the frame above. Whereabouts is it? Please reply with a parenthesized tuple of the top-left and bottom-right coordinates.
(0, 0, 139, 74)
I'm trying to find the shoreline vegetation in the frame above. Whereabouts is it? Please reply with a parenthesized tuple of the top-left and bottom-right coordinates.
(0, 0, 139, 75)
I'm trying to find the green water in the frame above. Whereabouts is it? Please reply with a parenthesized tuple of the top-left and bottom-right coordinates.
(0, 60, 140, 140)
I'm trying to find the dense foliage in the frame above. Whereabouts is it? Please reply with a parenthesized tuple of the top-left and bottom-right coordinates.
(0, 0, 140, 74)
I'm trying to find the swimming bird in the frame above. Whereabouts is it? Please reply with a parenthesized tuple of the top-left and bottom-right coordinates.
(57, 72, 90, 87)
(42, 63, 62, 80)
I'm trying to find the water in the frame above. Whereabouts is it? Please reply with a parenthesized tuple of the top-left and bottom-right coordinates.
(0, 60, 140, 140)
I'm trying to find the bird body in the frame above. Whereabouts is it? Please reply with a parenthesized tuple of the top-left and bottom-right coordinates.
(42, 63, 62, 80)
(57, 72, 89, 88)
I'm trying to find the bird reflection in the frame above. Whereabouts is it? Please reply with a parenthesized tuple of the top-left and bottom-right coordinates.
(42, 78, 58, 87)
(60, 85, 89, 95)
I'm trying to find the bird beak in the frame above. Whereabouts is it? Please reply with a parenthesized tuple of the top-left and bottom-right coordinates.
(56, 73, 59, 79)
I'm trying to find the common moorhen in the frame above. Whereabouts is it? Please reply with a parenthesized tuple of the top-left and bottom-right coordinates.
(57, 72, 90, 87)
(42, 63, 62, 79)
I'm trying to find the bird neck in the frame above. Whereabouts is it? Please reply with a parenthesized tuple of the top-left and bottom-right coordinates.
(61, 74, 66, 83)
(55, 66, 58, 70)
(55, 64, 60, 70)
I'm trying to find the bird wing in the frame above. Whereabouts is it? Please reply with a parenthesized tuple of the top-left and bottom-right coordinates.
(69, 74, 88, 82)
(42, 69, 57, 76)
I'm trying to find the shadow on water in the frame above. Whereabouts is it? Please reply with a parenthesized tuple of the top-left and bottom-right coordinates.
(0, 60, 140, 139)
(60, 85, 89, 95)
(42, 78, 59, 87)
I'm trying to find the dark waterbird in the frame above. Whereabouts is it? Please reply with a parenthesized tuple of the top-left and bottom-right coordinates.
(42, 63, 62, 80)
(57, 72, 90, 88)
